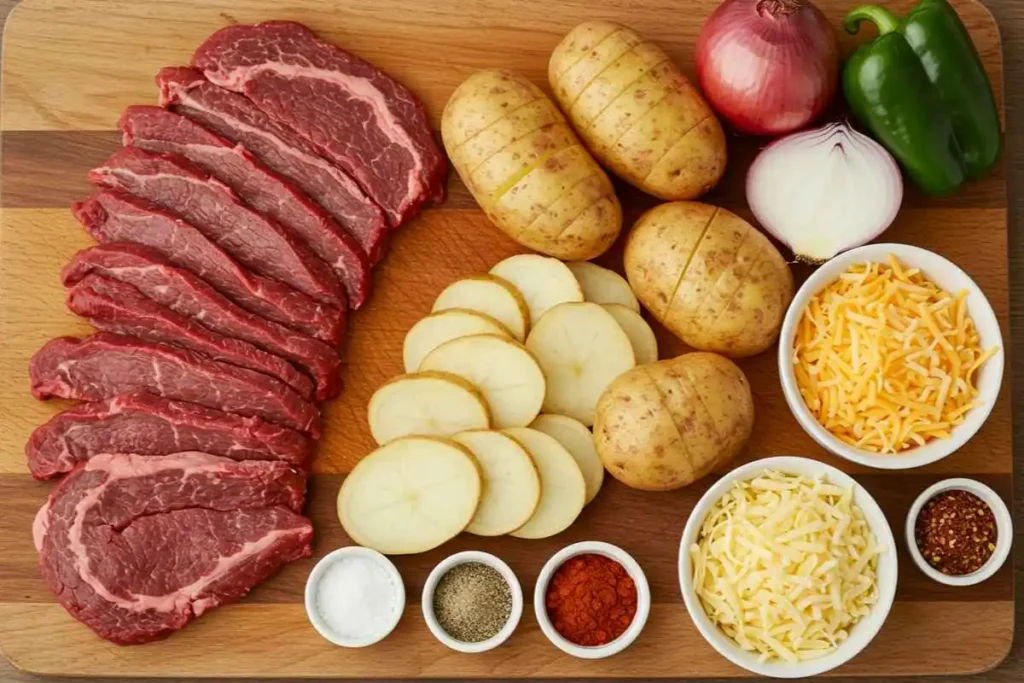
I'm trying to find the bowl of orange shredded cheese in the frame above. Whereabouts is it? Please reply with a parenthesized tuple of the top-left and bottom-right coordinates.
(778, 244, 1003, 469)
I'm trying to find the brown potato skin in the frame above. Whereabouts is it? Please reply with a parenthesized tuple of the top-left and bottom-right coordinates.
(594, 353, 753, 491)
(549, 21, 727, 200)
(624, 202, 794, 357)
(442, 69, 621, 260)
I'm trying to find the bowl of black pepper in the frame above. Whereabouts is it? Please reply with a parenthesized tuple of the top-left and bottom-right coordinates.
(421, 550, 523, 653)
(906, 478, 1012, 586)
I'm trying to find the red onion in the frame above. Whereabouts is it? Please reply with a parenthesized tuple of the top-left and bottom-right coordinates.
(697, 0, 838, 136)
(746, 121, 903, 262)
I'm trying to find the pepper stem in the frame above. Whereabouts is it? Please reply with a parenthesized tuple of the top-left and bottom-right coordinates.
(844, 5, 901, 36)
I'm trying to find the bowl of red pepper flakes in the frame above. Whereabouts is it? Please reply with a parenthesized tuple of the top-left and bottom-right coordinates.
(905, 478, 1013, 587)
(533, 541, 651, 659)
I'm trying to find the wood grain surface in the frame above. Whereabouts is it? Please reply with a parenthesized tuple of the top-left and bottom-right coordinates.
(0, 0, 1019, 680)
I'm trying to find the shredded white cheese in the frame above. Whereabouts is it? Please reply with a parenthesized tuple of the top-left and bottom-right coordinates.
(793, 255, 999, 453)
(690, 470, 881, 663)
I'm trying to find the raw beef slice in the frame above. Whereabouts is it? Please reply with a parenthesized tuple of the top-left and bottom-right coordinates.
(73, 189, 343, 345)
(120, 105, 372, 308)
(62, 243, 342, 401)
(34, 452, 311, 644)
(193, 21, 447, 227)
(26, 392, 312, 479)
(30, 333, 321, 436)
(157, 66, 389, 265)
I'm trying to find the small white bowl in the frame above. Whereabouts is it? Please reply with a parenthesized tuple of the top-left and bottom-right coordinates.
(534, 541, 651, 659)
(304, 546, 405, 647)
(679, 456, 898, 678)
(421, 550, 523, 653)
(778, 242, 1004, 470)
(905, 478, 1013, 586)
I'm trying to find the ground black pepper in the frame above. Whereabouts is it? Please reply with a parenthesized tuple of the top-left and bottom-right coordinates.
(432, 562, 511, 643)
(915, 489, 997, 576)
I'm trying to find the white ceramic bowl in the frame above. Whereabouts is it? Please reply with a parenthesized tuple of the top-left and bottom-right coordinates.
(778, 242, 1004, 470)
(304, 546, 405, 647)
(679, 456, 898, 678)
(421, 550, 523, 653)
(905, 478, 1013, 586)
(533, 541, 651, 659)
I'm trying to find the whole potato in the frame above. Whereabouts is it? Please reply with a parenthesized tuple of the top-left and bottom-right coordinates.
(549, 22, 727, 200)
(594, 353, 753, 491)
(442, 69, 621, 260)
(625, 202, 794, 357)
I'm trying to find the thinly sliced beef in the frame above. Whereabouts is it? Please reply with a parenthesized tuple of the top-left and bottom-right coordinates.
(157, 66, 389, 265)
(25, 392, 312, 480)
(65, 274, 314, 399)
(73, 190, 343, 345)
(34, 452, 311, 645)
(192, 21, 447, 227)
(90, 147, 345, 307)
(30, 334, 320, 436)
(62, 244, 341, 401)
(119, 105, 371, 308)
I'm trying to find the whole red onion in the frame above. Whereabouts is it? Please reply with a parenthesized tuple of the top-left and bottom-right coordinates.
(697, 0, 839, 136)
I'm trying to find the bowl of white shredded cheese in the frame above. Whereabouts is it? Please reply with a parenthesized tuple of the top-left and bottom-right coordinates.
(679, 456, 897, 678)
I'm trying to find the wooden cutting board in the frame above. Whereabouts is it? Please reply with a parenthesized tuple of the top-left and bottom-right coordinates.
(0, 0, 1013, 677)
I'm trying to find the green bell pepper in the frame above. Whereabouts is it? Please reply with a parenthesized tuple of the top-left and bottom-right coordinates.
(843, 0, 1001, 195)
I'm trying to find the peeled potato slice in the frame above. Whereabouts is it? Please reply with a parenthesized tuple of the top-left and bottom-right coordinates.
(338, 436, 481, 555)
(566, 261, 640, 311)
(525, 302, 635, 425)
(602, 303, 659, 364)
(368, 371, 491, 445)
(453, 430, 541, 536)
(432, 275, 530, 341)
(420, 334, 546, 428)
(403, 308, 512, 372)
(489, 254, 583, 325)
(530, 414, 604, 505)
(503, 427, 585, 539)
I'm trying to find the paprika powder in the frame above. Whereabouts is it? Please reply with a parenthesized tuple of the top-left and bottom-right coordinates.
(544, 553, 637, 646)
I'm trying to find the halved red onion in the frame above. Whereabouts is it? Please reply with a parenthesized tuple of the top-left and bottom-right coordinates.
(746, 121, 903, 262)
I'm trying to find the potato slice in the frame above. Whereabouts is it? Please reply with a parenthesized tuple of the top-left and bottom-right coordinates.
(420, 334, 545, 428)
(490, 254, 583, 326)
(338, 436, 481, 554)
(602, 304, 659, 364)
(453, 430, 541, 536)
(368, 371, 491, 445)
(432, 275, 530, 341)
(529, 414, 604, 505)
(566, 261, 639, 311)
(525, 302, 635, 426)
(403, 308, 512, 372)
(504, 427, 585, 539)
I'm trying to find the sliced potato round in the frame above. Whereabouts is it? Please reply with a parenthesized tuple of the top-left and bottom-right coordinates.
(503, 427, 585, 539)
(525, 302, 635, 426)
(403, 308, 512, 372)
(338, 436, 481, 554)
(432, 275, 530, 341)
(420, 334, 545, 428)
(368, 371, 491, 445)
(602, 303, 659, 364)
(566, 261, 639, 311)
(529, 414, 604, 505)
(489, 254, 583, 325)
(453, 430, 541, 536)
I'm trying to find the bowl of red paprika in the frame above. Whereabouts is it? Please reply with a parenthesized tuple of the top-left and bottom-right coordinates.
(534, 541, 651, 659)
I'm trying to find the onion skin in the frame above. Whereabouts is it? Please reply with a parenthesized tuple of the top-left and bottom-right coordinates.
(697, 0, 839, 136)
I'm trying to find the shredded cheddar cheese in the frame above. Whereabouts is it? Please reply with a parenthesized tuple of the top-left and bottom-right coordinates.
(690, 471, 881, 663)
(793, 255, 998, 454)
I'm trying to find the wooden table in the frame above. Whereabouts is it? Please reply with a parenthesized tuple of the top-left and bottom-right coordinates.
(0, 0, 1019, 680)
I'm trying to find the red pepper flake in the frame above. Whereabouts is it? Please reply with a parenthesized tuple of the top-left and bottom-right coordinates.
(915, 489, 998, 576)
(544, 553, 637, 647)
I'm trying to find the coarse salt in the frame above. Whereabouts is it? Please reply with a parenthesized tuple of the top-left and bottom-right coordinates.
(315, 555, 401, 641)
